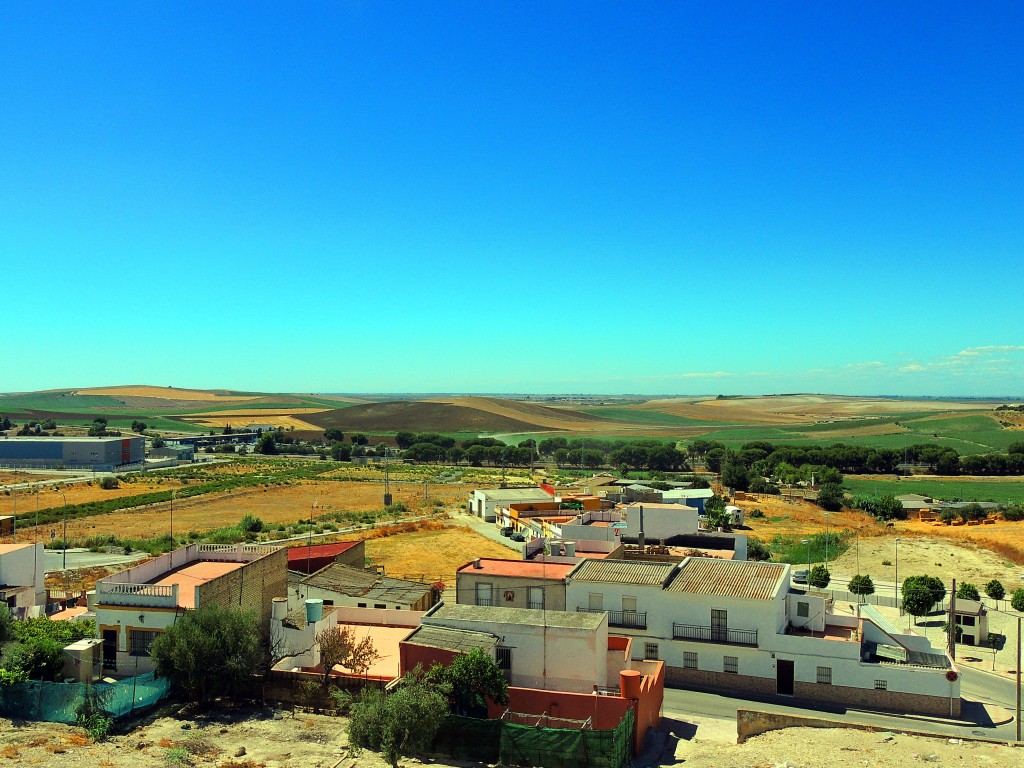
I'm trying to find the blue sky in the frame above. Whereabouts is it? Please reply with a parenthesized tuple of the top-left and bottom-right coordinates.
(2, 3, 1022, 396)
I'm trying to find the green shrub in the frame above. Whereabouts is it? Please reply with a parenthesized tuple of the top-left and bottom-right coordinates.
(1011, 588, 1024, 613)
(98, 476, 119, 490)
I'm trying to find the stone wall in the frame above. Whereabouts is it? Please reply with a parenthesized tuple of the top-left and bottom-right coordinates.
(666, 664, 960, 719)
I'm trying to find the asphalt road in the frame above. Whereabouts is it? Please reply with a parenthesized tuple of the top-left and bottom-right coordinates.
(662, 670, 1019, 743)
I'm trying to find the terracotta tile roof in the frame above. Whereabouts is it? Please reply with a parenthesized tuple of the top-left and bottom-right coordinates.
(666, 558, 786, 600)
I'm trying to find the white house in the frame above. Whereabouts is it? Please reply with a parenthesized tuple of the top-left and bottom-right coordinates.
(469, 487, 553, 522)
(411, 602, 610, 694)
(0, 542, 46, 615)
(564, 556, 960, 717)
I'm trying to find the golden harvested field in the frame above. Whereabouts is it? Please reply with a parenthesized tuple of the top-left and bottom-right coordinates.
(0, 471, 65, 485)
(358, 522, 516, 584)
(640, 395, 993, 425)
(183, 413, 324, 429)
(13, 480, 467, 542)
(81, 385, 259, 401)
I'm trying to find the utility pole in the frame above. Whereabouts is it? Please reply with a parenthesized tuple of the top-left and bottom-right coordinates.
(1017, 615, 1021, 743)
(383, 447, 392, 507)
(948, 578, 956, 662)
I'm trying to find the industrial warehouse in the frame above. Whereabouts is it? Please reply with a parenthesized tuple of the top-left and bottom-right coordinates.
(0, 436, 144, 470)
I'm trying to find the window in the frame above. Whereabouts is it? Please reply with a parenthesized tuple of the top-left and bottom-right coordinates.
(816, 666, 832, 685)
(322, 600, 334, 606)
(622, 596, 637, 613)
(528, 586, 544, 610)
(683, 652, 698, 669)
(129, 629, 159, 657)
(723, 656, 738, 674)
(874, 680, 887, 690)
(959, 615, 976, 627)
(588, 593, 603, 611)
(496, 646, 512, 671)
(477, 583, 494, 607)
(357, 603, 367, 608)
(644, 643, 659, 660)
(374, 604, 386, 609)
(797, 601, 810, 618)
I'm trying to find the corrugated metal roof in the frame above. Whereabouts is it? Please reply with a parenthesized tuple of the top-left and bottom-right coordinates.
(302, 563, 432, 606)
(427, 602, 606, 630)
(568, 559, 677, 586)
(665, 558, 786, 600)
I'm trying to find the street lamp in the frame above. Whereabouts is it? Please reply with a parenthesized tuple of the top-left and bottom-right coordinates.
(824, 511, 830, 574)
(55, 488, 68, 571)
(801, 538, 810, 574)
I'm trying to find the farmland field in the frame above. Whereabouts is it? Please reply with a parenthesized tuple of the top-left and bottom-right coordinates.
(843, 476, 1024, 503)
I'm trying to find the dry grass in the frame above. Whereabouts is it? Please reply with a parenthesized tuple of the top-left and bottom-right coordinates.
(0, 746, 20, 760)
(63, 734, 90, 747)
(362, 522, 517, 584)
(81, 386, 259, 401)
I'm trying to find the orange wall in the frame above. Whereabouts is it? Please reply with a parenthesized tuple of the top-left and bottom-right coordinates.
(399, 641, 459, 676)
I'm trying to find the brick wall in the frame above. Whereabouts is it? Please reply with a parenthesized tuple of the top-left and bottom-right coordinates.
(793, 681, 961, 718)
(665, 665, 776, 696)
(196, 548, 288, 632)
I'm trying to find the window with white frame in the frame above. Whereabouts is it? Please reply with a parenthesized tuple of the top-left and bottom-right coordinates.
(528, 586, 544, 610)
(588, 593, 603, 611)
(622, 596, 637, 613)
(816, 666, 832, 685)
(723, 656, 738, 674)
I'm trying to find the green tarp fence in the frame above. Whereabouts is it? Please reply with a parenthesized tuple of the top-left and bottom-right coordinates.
(0, 672, 169, 723)
(434, 708, 633, 768)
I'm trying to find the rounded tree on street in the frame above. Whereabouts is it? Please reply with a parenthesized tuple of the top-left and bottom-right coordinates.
(956, 582, 980, 601)
(986, 580, 1005, 601)
(848, 574, 875, 601)
(808, 565, 831, 589)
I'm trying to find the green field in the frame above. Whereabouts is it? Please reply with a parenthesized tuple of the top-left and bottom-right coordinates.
(844, 477, 1024, 504)
(580, 407, 732, 427)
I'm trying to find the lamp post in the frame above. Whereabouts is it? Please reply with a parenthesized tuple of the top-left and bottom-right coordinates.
(895, 537, 901, 615)
(824, 511, 830, 574)
(801, 538, 810, 574)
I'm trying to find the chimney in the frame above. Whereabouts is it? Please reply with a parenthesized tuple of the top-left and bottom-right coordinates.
(638, 505, 646, 550)
(473, 558, 482, 569)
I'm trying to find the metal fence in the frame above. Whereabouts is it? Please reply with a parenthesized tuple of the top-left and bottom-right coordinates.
(0, 672, 169, 723)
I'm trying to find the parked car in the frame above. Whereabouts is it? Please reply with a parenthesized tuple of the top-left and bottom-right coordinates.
(793, 569, 809, 584)
(500, 526, 514, 537)
(511, 532, 526, 542)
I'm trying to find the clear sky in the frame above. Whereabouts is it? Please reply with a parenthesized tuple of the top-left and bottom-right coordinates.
(2, 3, 1022, 397)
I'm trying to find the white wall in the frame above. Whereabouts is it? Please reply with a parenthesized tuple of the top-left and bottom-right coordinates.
(423, 611, 608, 693)
(623, 504, 700, 540)
(0, 543, 45, 605)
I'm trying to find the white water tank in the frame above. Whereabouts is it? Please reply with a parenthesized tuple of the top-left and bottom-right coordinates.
(564, 541, 576, 557)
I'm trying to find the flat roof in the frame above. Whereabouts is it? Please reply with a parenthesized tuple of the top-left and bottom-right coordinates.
(427, 602, 606, 631)
(456, 559, 575, 580)
(0, 542, 35, 555)
(151, 561, 245, 609)
(568, 559, 678, 586)
(666, 558, 786, 600)
(335, 623, 409, 679)
(0, 436, 139, 443)
(403, 625, 499, 655)
(476, 487, 552, 500)
(303, 563, 432, 605)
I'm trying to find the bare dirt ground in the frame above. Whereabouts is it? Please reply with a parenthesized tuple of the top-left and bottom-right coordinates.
(2, 707, 1021, 768)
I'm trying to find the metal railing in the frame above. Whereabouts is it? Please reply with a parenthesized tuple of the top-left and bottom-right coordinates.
(527, 601, 545, 610)
(672, 623, 758, 647)
(577, 608, 647, 630)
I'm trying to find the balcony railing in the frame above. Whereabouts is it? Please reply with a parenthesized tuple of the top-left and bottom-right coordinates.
(528, 601, 545, 610)
(672, 623, 758, 647)
(577, 608, 648, 630)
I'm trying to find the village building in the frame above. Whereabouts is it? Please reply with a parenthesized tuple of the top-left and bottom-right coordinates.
(91, 543, 287, 675)
(0, 542, 46, 615)
(563, 556, 961, 717)
(293, 562, 437, 612)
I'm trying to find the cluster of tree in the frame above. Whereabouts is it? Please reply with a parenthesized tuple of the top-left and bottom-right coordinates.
(938, 503, 989, 525)
(87, 417, 119, 437)
(0, 609, 94, 682)
(694, 439, 1024, 478)
(348, 648, 509, 767)
(849, 494, 905, 521)
(14, 419, 61, 436)
(0, 416, 12, 430)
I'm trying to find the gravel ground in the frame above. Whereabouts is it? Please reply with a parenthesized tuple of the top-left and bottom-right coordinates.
(3, 706, 1022, 768)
